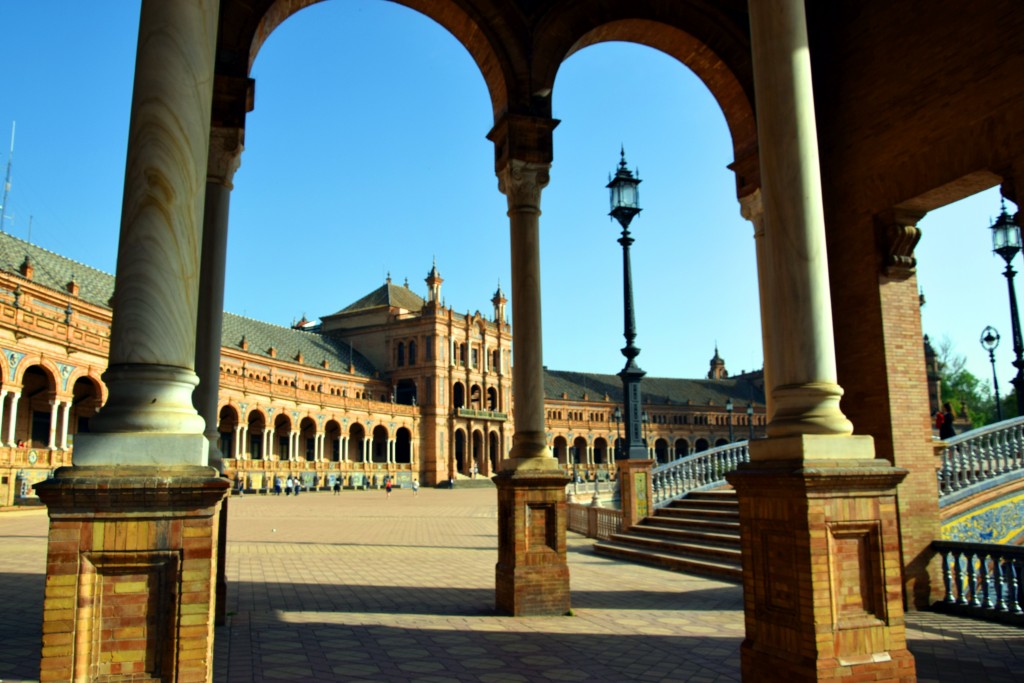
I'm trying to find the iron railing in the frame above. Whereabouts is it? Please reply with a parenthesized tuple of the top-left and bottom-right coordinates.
(932, 540, 1024, 624)
(938, 416, 1024, 500)
(652, 441, 749, 507)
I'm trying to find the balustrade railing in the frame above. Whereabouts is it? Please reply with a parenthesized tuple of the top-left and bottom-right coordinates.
(651, 441, 749, 507)
(938, 416, 1024, 500)
(566, 503, 622, 540)
(932, 540, 1024, 624)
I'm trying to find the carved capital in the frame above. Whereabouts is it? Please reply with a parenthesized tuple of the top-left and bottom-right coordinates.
(875, 208, 926, 279)
(497, 159, 550, 212)
(207, 126, 245, 189)
(739, 188, 765, 238)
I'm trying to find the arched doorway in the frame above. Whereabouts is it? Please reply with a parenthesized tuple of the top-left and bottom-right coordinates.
(395, 427, 412, 464)
(218, 405, 239, 459)
(247, 410, 266, 460)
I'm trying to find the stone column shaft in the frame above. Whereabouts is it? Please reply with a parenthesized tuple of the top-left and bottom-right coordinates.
(73, 0, 219, 466)
(0, 390, 7, 444)
(740, 189, 774, 421)
(749, 0, 852, 443)
(6, 393, 19, 446)
(60, 402, 72, 449)
(499, 160, 555, 470)
(47, 400, 60, 450)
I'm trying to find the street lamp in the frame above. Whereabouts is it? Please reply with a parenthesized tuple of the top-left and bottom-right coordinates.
(725, 397, 734, 442)
(990, 200, 1024, 416)
(608, 148, 648, 460)
(612, 406, 622, 459)
(981, 326, 1003, 422)
(746, 402, 755, 440)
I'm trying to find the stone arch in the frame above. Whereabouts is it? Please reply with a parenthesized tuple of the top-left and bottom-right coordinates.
(654, 438, 670, 464)
(694, 437, 710, 453)
(454, 427, 467, 475)
(533, 13, 757, 194)
(469, 384, 483, 410)
(674, 438, 690, 458)
(218, 404, 240, 458)
(232, 0, 512, 118)
(486, 386, 498, 411)
(471, 429, 485, 475)
(572, 435, 587, 467)
(552, 435, 568, 466)
(487, 430, 499, 474)
(593, 437, 609, 465)
(247, 409, 267, 459)
(69, 375, 103, 442)
(395, 378, 417, 406)
(299, 417, 317, 461)
(17, 364, 59, 448)
(349, 422, 366, 462)
(714, 437, 729, 448)
(325, 419, 342, 461)
(272, 413, 292, 459)
(371, 424, 389, 463)
(395, 426, 412, 464)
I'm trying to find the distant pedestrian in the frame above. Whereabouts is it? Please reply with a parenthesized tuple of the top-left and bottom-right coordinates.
(236, 476, 245, 495)
(333, 478, 341, 495)
(385, 478, 392, 499)
(939, 402, 956, 440)
(449, 477, 454, 490)
(412, 479, 419, 496)
(294, 479, 300, 496)
(273, 476, 282, 496)
(285, 476, 293, 496)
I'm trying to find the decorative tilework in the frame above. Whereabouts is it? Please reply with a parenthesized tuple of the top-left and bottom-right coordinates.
(942, 492, 1024, 544)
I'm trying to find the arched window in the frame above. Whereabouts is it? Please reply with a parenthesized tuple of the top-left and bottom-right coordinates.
(408, 340, 417, 365)
(396, 341, 405, 367)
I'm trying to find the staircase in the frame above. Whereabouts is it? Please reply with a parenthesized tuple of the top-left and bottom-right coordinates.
(593, 489, 742, 581)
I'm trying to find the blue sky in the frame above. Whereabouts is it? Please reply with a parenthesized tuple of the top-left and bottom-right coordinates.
(0, 1, 1011, 400)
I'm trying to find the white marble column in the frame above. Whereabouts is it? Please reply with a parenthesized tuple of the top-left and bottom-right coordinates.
(73, 0, 219, 467)
(748, 0, 863, 458)
(59, 402, 72, 449)
(195, 126, 244, 473)
(0, 390, 7, 443)
(740, 189, 774, 421)
(499, 160, 556, 470)
(6, 393, 20, 446)
(290, 431, 299, 461)
(47, 400, 60, 450)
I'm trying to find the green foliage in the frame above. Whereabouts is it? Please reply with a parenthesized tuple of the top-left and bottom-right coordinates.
(936, 336, 996, 428)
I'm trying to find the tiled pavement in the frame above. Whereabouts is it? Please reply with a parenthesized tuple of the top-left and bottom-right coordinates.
(0, 488, 1022, 682)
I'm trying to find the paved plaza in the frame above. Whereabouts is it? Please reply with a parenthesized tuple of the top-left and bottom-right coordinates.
(0, 487, 1022, 682)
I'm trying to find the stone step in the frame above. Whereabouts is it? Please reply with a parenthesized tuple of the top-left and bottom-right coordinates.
(643, 515, 741, 533)
(629, 522, 741, 547)
(593, 540, 743, 581)
(656, 505, 739, 520)
(608, 531, 742, 563)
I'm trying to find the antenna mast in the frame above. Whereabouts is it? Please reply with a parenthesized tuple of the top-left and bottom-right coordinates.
(0, 122, 14, 233)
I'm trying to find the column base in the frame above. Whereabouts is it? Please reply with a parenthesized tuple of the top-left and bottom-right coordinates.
(617, 459, 654, 529)
(35, 466, 229, 683)
(494, 469, 571, 616)
(727, 457, 916, 682)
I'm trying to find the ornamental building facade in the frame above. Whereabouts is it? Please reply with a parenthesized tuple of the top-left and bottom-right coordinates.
(0, 232, 765, 501)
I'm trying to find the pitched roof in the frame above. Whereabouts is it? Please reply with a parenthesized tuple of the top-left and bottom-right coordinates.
(221, 314, 375, 377)
(330, 281, 425, 316)
(0, 232, 115, 307)
(0, 232, 376, 377)
(543, 369, 765, 407)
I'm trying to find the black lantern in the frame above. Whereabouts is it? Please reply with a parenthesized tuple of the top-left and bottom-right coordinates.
(608, 148, 648, 460)
(990, 200, 1024, 417)
(981, 326, 1003, 422)
(725, 398, 734, 442)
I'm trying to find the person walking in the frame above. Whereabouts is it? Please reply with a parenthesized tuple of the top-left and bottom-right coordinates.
(285, 476, 293, 496)
(412, 479, 419, 496)
(385, 477, 392, 499)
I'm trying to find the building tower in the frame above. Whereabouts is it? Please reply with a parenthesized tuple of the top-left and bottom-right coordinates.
(492, 282, 507, 325)
(426, 259, 443, 307)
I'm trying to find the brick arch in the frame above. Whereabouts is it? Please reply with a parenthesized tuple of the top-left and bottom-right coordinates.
(532, 15, 758, 195)
(13, 358, 61, 394)
(218, 0, 511, 120)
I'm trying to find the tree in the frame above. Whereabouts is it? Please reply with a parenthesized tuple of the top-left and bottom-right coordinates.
(935, 336, 995, 428)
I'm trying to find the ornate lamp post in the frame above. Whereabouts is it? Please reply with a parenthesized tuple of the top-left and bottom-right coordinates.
(981, 326, 1003, 422)
(725, 398, 734, 442)
(990, 200, 1024, 417)
(612, 407, 622, 458)
(608, 148, 648, 460)
(746, 402, 755, 440)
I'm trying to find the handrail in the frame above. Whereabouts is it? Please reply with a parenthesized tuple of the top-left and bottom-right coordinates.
(932, 540, 1024, 624)
(651, 440, 749, 507)
(938, 416, 1024, 501)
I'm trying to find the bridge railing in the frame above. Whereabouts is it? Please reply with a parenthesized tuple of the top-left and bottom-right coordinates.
(932, 540, 1024, 624)
(652, 441, 750, 507)
(938, 416, 1024, 499)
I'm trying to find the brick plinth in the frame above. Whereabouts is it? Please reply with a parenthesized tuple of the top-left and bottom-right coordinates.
(494, 469, 571, 616)
(35, 466, 230, 683)
(617, 459, 654, 529)
(727, 459, 916, 682)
